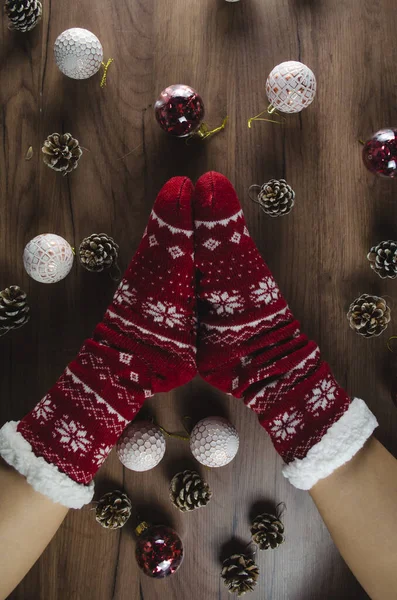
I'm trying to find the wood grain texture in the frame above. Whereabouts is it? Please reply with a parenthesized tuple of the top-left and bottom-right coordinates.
(1, 0, 397, 598)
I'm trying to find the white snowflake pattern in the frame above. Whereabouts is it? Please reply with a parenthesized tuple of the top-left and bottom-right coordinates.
(33, 396, 54, 422)
(203, 238, 221, 251)
(54, 419, 92, 453)
(207, 291, 244, 316)
(270, 410, 303, 441)
(93, 444, 112, 467)
(114, 280, 137, 306)
(306, 379, 337, 415)
(251, 277, 280, 305)
(143, 300, 185, 328)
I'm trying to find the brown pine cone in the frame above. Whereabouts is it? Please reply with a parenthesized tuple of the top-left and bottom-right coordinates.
(5, 0, 42, 32)
(170, 470, 212, 512)
(95, 490, 132, 529)
(250, 512, 285, 550)
(0, 286, 30, 336)
(367, 240, 397, 279)
(221, 554, 259, 596)
(79, 233, 119, 272)
(42, 133, 82, 175)
(251, 179, 295, 217)
(347, 294, 391, 338)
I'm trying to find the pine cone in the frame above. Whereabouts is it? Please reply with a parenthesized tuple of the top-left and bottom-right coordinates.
(79, 233, 119, 273)
(251, 179, 295, 217)
(42, 133, 82, 175)
(95, 490, 132, 529)
(221, 554, 259, 597)
(347, 294, 391, 338)
(250, 512, 285, 550)
(5, 0, 42, 32)
(0, 286, 30, 336)
(367, 240, 397, 279)
(170, 470, 212, 512)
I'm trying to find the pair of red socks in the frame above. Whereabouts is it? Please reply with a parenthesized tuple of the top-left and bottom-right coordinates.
(0, 173, 377, 507)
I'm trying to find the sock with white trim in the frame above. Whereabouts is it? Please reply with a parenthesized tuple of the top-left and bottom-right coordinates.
(194, 172, 377, 489)
(0, 177, 197, 508)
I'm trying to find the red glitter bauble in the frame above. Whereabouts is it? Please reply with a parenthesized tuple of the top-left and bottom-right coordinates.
(155, 84, 205, 138)
(363, 128, 397, 178)
(135, 523, 184, 578)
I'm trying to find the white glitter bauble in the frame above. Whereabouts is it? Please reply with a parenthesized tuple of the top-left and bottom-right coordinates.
(23, 234, 74, 284)
(266, 60, 316, 114)
(54, 28, 103, 80)
(190, 417, 239, 468)
(116, 421, 166, 472)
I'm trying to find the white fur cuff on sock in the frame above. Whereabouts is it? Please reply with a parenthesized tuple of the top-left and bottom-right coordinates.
(282, 399, 378, 490)
(0, 421, 94, 508)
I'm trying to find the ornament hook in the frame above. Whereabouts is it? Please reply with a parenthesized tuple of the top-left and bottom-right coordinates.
(100, 58, 114, 88)
(248, 105, 286, 128)
(186, 116, 228, 145)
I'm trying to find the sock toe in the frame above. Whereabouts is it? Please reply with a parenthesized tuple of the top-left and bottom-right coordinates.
(194, 172, 242, 222)
(153, 176, 194, 231)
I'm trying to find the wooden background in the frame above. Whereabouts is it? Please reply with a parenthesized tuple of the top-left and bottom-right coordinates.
(1, 0, 397, 598)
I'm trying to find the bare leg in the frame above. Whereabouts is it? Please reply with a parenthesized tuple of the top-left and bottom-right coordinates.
(0, 458, 68, 600)
(310, 437, 397, 600)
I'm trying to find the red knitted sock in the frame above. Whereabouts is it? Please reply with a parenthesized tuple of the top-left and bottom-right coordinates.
(0, 177, 196, 507)
(194, 172, 376, 489)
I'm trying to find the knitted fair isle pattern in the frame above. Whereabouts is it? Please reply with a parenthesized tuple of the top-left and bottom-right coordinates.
(15, 177, 197, 485)
(193, 172, 350, 464)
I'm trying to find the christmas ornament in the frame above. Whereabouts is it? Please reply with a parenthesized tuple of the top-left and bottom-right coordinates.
(79, 233, 119, 273)
(95, 490, 132, 529)
(42, 133, 82, 175)
(5, 0, 42, 32)
(250, 512, 285, 550)
(135, 521, 183, 578)
(190, 417, 239, 467)
(155, 84, 227, 141)
(155, 84, 204, 137)
(23, 234, 74, 284)
(367, 240, 397, 279)
(249, 179, 295, 217)
(116, 421, 166, 472)
(169, 470, 212, 512)
(54, 28, 103, 79)
(347, 294, 391, 338)
(362, 129, 397, 178)
(221, 553, 259, 596)
(0, 286, 30, 336)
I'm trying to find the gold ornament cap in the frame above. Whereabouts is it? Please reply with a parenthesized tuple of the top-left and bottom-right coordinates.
(135, 521, 150, 537)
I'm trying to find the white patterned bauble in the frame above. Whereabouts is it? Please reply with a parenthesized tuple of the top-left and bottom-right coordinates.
(23, 234, 74, 284)
(54, 28, 103, 80)
(266, 61, 316, 114)
(116, 421, 166, 472)
(190, 417, 239, 468)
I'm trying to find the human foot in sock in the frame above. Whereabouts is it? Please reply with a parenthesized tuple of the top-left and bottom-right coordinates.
(194, 172, 377, 489)
(0, 177, 196, 507)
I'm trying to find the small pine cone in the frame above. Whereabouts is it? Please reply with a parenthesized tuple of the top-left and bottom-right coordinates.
(250, 512, 285, 550)
(95, 490, 132, 529)
(5, 0, 42, 32)
(42, 133, 82, 175)
(0, 286, 30, 336)
(221, 554, 259, 597)
(367, 240, 397, 279)
(347, 294, 391, 338)
(170, 470, 212, 512)
(79, 233, 119, 272)
(252, 179, 295, 217)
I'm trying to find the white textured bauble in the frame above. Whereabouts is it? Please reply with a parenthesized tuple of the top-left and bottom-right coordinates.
(116, 421, 166, 472)
(54, 28, 103, 80)
(190, 417, 239, 468)
(266, 60, 316, 114)
(23, 234, 74, 284)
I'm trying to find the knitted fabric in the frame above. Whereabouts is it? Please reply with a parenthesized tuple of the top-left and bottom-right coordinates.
(193, 172, 356, 466)
(0, 177, 196, 504)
